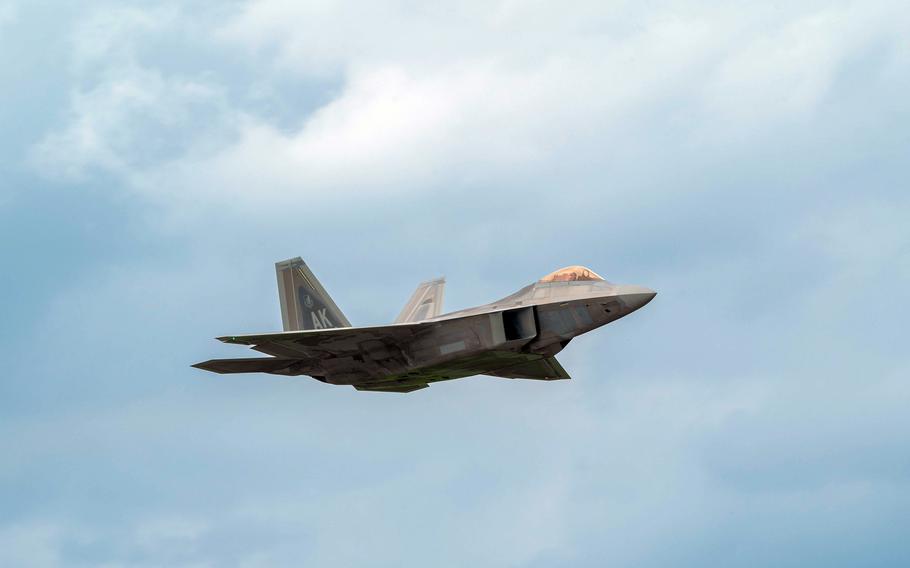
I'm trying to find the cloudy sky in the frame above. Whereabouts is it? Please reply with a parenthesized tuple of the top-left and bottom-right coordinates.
(1, 1, 909, 566)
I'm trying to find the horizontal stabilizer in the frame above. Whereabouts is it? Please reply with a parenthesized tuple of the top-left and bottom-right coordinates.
(192, 357, 297, 374)
(355, 383, 429, 393)
(484, 356, 571, 381)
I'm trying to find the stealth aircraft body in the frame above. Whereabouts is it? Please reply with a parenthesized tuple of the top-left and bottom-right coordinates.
(193, 258, 656, 393)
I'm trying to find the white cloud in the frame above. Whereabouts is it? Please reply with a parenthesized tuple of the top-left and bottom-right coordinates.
(0, 3, 15, 27)
(31, 1, 909, 216)
(0, 522, 62, 568)
(0, 517, 217, 568)
(31, 65, 230, 181)
(69, 6, 176, 71)
(702, 2, 908, 128)
(7, 2, 910, 566)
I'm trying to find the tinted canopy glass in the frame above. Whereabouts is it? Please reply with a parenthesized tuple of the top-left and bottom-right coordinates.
(539, 265, 605, 283)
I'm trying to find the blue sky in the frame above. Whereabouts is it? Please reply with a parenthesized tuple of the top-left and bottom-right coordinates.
(1, 1, 909, 566)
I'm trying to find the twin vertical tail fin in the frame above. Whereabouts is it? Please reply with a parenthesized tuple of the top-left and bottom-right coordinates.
(275, 257, 351, 331)
(395, 278, 445, 323)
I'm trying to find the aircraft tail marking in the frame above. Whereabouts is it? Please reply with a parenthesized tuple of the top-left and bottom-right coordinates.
(276, 257, 351, 331)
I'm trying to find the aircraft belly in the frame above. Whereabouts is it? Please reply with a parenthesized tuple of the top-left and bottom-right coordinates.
(357, 349, 566, 390)
(317, 313, 537, 388)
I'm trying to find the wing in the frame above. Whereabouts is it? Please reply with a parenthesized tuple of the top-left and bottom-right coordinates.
(216, 323, 424, 358)
(204, 326, 569, 390)
(394, 278, 445, 323)
(200, 323, 429, 383)
(191, 357, 318, 375)
(355, 383, 428, 393)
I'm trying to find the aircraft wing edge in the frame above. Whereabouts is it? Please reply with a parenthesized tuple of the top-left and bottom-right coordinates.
(484, 355, 571, 381)
(354, 383, 429, 393)
(192, 357, 300, 374)
(217, 321, 428, 345)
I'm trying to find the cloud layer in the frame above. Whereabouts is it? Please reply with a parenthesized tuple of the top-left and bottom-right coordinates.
(2, 1, 909, 566)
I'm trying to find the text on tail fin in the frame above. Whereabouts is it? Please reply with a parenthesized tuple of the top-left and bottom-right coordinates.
(275, 257, 351, 331)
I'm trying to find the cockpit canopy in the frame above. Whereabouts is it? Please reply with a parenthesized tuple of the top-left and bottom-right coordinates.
(539, 265, 606, 283)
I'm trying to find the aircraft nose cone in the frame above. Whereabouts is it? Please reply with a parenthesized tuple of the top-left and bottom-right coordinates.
(621, 285, 657, 312)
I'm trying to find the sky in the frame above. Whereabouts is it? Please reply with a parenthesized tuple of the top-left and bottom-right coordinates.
(1, 0, 909, 566)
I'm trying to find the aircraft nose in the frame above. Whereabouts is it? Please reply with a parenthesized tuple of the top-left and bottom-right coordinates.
(620, 285, 657, 312)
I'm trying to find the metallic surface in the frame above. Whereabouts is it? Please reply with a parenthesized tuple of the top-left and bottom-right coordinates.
(394, 277, 445, 323)
(194, 258, 656, 393)
(275, 257, 351, 331)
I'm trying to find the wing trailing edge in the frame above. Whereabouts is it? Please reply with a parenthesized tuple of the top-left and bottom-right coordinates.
(354, 383, 428, 393)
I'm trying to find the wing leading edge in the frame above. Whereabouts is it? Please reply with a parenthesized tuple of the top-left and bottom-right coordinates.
(216, 322, 423, 358)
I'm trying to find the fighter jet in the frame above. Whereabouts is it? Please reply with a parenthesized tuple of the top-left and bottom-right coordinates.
(193, 258, 656, 393)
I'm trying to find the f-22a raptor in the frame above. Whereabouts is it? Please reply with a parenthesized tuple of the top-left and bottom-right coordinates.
(193, 258, 656, 393)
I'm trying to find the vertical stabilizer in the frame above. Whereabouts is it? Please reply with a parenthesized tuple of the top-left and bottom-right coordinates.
(395, 278, 445, 323)
(275, 257, 351, 331)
